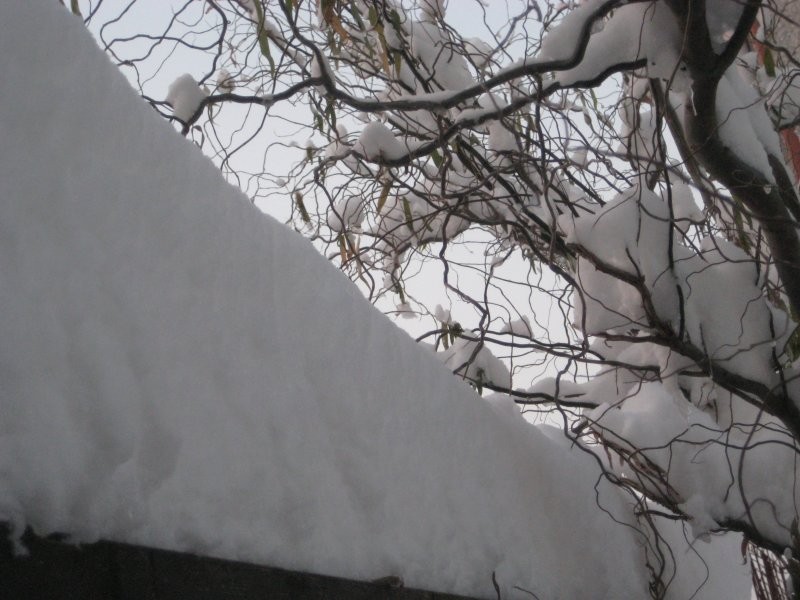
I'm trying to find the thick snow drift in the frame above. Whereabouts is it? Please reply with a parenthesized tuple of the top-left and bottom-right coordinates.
(0, 2, 749, 599)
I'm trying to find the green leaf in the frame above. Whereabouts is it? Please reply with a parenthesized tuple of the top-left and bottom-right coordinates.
(349, 0, 366, 31)
(763, 47, 776, 78)
(294, 192, 311, 224)
(474, 368, 485, 395)
(785, 325, 800, 361)
(252, 1, 276, 75)
(732, 199, 751, 253)
(376, 182, 391, 214)
(395, 281, 406, 304)
(326, 100, 337, 130)
(376, 26, 392, 74)
(388, 9, 402, 30)
(401, 197, 414, 229)
(430, 149, 442, 169)
(453, 141, 482, 180)
(458, 135, 474, 149)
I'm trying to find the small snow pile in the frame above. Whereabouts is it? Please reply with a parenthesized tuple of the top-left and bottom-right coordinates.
(665, 180, 703, 233)
(325, 194, 365, 233)
(419, 0, 446, 20)
(354, 121, 407, 161)
(464, 37, 493, 69)
(704, 0, 745, 52)
(166, 73, 208, 122)
(716, 66, 785, 183)
(500, 317, 533, 338)
(539, 2, 690, 91)
(439, 337, 511, 390)
(0, 2, 752, 599)
(216, 69, 235, 92)
(537, 0, 607, 62)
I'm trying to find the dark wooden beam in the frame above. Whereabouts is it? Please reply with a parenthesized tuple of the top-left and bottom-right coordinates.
(1, 526, 483, 600)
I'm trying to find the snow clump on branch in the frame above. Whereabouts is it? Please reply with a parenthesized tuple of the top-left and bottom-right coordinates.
(165, 74, 208, 123)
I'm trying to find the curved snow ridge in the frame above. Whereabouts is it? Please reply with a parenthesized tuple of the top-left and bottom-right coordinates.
(0, 2, 704, 599)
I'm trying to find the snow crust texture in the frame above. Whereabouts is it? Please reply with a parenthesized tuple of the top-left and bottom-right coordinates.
(0, 2, 750, 599)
